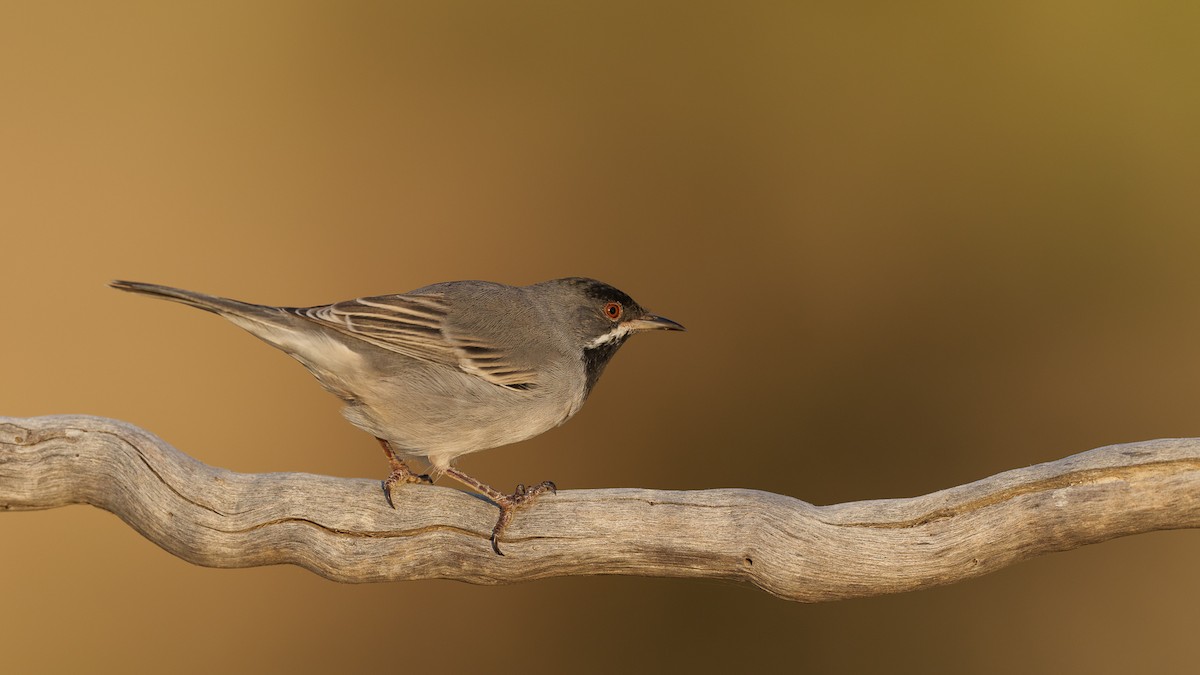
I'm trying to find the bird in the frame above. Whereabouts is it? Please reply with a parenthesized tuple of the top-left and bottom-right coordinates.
(109, 277, 684, 554)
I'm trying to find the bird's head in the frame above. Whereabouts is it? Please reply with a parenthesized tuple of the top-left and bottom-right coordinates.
(533, 277, 684, 393)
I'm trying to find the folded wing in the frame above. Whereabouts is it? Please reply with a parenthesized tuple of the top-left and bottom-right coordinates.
(292, 294, 537, 389)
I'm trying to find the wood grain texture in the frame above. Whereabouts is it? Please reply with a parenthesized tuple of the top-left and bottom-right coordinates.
(2, 415, 1197, 601)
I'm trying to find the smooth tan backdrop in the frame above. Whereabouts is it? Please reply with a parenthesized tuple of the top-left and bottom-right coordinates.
(2, 2, 1197, 673)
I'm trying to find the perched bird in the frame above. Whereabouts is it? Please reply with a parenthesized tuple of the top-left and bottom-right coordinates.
(110, 277, 684, 553)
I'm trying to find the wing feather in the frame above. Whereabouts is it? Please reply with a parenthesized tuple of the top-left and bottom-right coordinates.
(291, 293, 537, 389)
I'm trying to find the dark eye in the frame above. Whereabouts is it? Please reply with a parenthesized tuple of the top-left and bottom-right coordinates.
(603, 302, 623, 320)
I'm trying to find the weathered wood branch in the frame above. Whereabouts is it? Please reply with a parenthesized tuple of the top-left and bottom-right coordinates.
(1, 415, 1197, 601)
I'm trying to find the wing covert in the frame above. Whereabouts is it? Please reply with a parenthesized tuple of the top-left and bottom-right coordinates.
(293, 293, 537, 389)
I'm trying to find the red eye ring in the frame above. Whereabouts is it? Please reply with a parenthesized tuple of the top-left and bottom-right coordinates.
(603, 302, 623, 320)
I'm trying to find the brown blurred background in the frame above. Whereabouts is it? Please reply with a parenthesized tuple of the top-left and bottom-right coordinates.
(2, 1, 1198, 672)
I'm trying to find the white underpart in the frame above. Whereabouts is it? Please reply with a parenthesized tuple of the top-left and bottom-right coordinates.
(585, 322, 634, 349)
(224, 313, 365, 372)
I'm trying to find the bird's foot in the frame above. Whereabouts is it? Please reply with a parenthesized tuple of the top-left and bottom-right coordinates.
(441, 467, 557, 555)
(377, 438, 433, 508)
(489, 481, 557, 556)
(381, 465, 433, 509)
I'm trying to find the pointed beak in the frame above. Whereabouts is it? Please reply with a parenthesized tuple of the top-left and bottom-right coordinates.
(626, 314, 686, 332)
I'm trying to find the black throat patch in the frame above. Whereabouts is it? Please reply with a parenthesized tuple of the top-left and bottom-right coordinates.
(581, 333, 630, 398)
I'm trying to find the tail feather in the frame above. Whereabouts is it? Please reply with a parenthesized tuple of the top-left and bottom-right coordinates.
(109, 280, 269, 316)
(109, 280, 365, 379)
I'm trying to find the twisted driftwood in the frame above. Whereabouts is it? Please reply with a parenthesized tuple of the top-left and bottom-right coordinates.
(1, 415, 1197, 601)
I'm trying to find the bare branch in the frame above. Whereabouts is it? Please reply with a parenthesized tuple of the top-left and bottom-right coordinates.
(2, 415, 1197, 601)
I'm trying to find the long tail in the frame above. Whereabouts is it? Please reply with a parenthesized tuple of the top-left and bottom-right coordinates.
(109, 280, 278, 318)
(109, 281, 362, 383)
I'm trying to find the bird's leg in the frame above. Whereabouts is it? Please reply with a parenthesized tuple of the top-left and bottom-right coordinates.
(377, 438, 433, 508)
(442, 467, 556, 556)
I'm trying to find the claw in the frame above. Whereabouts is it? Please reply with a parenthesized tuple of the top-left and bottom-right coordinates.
(489, 498, 519, 556)
(377, 438, 433, 507)
(441, 467, 557, 555)
(487, 482, 557, 555)
(381, 468, 433, 508)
